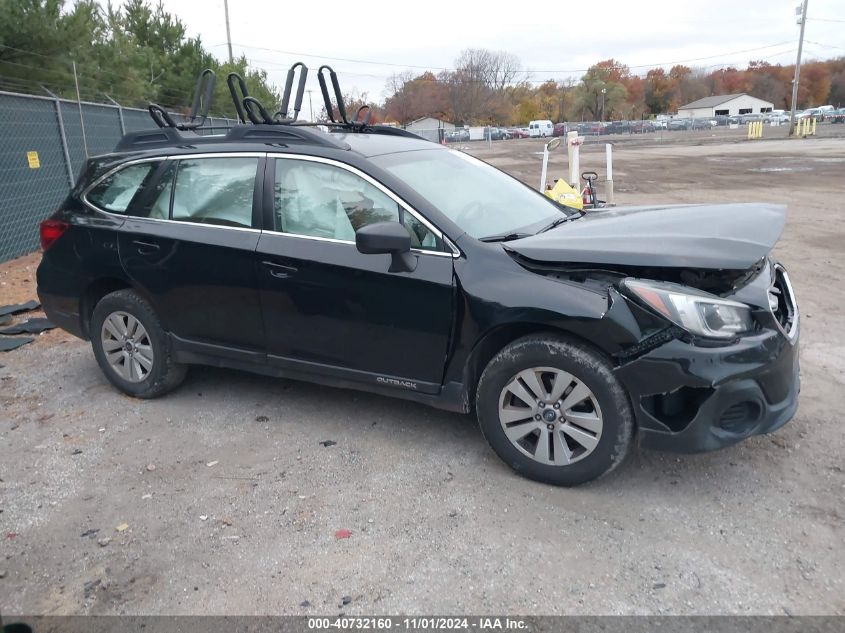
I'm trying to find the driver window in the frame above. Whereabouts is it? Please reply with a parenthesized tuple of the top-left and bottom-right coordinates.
(274, 158, 439, 249)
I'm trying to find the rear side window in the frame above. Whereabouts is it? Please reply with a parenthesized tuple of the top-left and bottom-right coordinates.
(86, 162, 162, 213)
(170, 157, 258, 228)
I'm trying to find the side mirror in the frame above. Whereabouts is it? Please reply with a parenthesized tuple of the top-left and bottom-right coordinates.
(355, 222, 417, 273)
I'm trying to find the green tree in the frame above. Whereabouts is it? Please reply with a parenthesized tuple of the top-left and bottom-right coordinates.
(575, 61, 628, 120)
(0, 0, 277, 118)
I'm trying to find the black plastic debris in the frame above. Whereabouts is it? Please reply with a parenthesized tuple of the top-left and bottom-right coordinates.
(0, 337, 33, 352)
(0, 300, 40, 317)
(319, 440, 337, 447)
(0, 318, 55, 335)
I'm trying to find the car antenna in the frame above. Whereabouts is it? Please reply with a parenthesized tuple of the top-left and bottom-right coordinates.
(148, 69, 216, 130)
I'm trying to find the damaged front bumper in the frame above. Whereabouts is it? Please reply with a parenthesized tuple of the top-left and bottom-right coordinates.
(615, 326, 799, 452)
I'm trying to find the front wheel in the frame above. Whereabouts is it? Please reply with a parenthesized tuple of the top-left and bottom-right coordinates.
(476, 335, 634, 486)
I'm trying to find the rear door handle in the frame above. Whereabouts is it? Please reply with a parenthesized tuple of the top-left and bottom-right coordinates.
(262, 260, 298, 279)
(132, 239, 160, 254)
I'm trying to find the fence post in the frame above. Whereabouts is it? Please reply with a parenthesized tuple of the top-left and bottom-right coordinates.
(106, 95, 126, 135)
(72, 61, 89, 158)
(43, 86, 75, 188)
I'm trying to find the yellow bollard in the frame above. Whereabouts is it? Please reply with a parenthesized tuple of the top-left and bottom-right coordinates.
(811, 118, 817, 136)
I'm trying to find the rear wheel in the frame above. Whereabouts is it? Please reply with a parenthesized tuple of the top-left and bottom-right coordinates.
(91, 289, 186, 398)
(476, 335, 634, 486)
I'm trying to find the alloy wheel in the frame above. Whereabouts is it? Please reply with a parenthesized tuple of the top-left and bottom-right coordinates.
(100, 311, 154, 383)
(498, 367, 603, 466)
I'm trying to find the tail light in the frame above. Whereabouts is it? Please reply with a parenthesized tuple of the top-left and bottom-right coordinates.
(40, 219, 69, 251)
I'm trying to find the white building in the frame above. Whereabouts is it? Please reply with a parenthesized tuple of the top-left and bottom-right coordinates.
(404, 117, 455, 133)
(676, 93, 774, 119)
(403, 117, 455, 143)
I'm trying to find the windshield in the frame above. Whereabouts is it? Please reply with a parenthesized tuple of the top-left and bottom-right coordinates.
(371, 149, 576, 239)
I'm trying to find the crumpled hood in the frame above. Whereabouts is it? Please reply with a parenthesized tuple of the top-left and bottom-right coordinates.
(506, 203, 786, 269)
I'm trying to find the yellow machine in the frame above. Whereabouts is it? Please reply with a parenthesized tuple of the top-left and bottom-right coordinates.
(544, 178, 584, 211)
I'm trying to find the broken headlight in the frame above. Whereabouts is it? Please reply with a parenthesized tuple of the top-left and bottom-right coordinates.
(624, 279, 753, 340)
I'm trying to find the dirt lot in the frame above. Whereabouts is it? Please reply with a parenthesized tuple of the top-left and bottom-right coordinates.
(1, 132, 843, 616)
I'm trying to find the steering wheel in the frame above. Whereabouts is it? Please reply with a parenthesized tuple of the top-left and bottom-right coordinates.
(453, 200, 486, 227)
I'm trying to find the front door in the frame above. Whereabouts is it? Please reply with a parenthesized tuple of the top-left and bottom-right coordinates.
(255, 156, 454, 392)
(116, 154, 266, 352)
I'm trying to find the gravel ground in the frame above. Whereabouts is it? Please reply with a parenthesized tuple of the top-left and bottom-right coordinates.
(0, 133, 843, 616)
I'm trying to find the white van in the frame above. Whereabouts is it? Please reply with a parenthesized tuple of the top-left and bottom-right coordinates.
(528, 120, 553, 137)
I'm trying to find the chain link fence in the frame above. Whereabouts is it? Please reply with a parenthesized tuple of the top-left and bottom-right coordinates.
(0, 89, 238, 263)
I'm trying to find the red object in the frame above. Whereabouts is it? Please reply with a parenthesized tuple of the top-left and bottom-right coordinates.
(582, 186, 593, 207)
(6, 532, 17, 539)
(40, 219, 69, 251)
(334, 529, 352, 539)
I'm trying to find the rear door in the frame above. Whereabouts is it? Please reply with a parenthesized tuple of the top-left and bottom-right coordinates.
(114, 153, 266, 354)
(255, 155, 455, 391)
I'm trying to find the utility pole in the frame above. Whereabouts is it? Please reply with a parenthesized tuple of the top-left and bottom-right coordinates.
(223, 0, 234, 64)
(788, 0, 808, 137)
(600, 87, 607, 122)
(306, 89, 314, 121)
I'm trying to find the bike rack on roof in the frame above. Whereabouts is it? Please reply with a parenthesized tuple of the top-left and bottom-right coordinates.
(148, 69, 216, 130)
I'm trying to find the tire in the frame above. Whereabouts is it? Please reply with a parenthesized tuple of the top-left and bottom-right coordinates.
(476, 334, 634, 486)
(90, 289, 187, 399)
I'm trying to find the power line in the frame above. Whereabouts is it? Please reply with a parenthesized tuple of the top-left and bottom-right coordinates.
(224, 40, 797, 76)
(805, 40, 845, 51)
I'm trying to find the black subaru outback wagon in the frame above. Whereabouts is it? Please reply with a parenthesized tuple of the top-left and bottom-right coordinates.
(36, 108, 799, 486)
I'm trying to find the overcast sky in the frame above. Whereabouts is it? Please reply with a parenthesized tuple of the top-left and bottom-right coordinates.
(112, 0, 843, 113)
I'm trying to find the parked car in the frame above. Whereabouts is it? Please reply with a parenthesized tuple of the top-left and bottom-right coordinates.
(528, 119, 553, 137)
(604, 121, 632, 135)
(576, 122, 604, 136)
(552, 123, 568, 137)
(630, 120, 655, 133)
(509, 127, 530, 138)
(484, 127, 510, 141)
(667, 119, 689, 130)
(830, 108, 845, 123)
(448, 128, 470, 142)
(37, 121, 800, 486)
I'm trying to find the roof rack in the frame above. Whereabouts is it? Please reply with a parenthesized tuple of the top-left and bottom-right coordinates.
(148, 69, 216, 130)
(227, 62, 308, 125)
(114, 122, 351, 152)
(135, 61, 427, 148)
(226, 62, 423, 139)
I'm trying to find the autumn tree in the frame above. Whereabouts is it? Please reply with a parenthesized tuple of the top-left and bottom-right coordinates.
(575, 60, 628, 120)
(383, 71, 448, 124)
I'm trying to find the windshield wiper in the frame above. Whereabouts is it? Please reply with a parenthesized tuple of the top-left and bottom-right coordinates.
(478, 232, 532, 243)
(537, 215, 578, 234)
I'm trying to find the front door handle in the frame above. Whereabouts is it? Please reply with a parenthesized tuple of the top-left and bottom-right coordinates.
(132, 239, 160, 255)
(262, 260, 298, 279)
